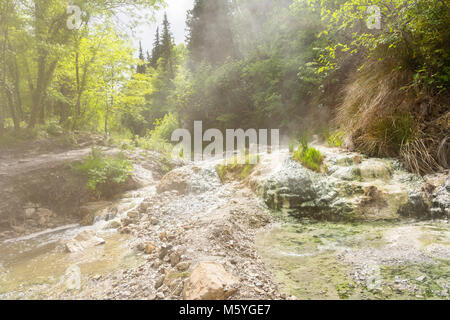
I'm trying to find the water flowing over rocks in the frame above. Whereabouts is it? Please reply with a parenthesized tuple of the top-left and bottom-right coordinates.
(0, 145, 448, 300)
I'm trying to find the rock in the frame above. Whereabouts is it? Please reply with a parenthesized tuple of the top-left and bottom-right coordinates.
(105, 220, 121, 230)
(149, 217, 158, 225)
(159, 245, 172, 260)
(176, 262, 190, 272)
(36, 208, 55, 226)
(12, 225, 26, 234)
(416, 275, 426, 282)
(430, 175, 450, 217)
(24, 207, 36, 218)
(127, 210, 139, 220)
(120, 227, 132, 234)
(157, 166, 221, 195)
(155, 276, 165, 289)
(121, 217, 132, 227)
(183, 262, 238, 300)
(144, 242, 157, 254)
(169, 252, 181, 266)
(250, 147, 431, 221)
(79, 202, 112, 225)
(157, 169, 190, 194)
(65, 230, 105, 253)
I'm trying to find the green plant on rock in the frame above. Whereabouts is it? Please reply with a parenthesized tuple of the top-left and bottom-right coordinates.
(216, 153, 259, 183)
(73, 147, 133, 197)
(293, 144, 324, 172)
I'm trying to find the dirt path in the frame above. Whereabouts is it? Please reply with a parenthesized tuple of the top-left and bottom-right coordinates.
(0, 147, 118, 179)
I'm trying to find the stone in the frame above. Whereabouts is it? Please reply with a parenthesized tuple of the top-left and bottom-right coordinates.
(155, 276, 165, 289)
(157, 169, 190, 194)
(105, 220, 121, 230)
(250, 147, 432, 221)
(24, 207, 36, 218)
(430, 175, 450, 217)
(169, 252, 181, 266)
(159, 245, 172, 260)
(144, 242, 157, 254)
(176, 262, 191, 272)
(65, 230, 105, 253)
(79, 201, 111, 218)
(183, 262, 238, 300)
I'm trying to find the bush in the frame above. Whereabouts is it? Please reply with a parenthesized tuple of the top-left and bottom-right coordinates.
(149, 113, 179, 142)
(293, 144, 324, 172)
(73, 147, 133, 197)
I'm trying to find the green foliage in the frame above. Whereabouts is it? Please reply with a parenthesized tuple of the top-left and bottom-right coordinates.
(293, 144, 324, 172)
(216, 154, 260, 183)
(73, 147, 133, 197)
(150, 113, 179, 142)
(328, 131, 345, 147)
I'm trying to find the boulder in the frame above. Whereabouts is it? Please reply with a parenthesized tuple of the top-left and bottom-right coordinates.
(65, 230, 105, 253)
(430, 175, 450, 217)
(183, 262, 238, 300)
(157, 166, 221, 195)
(79, 201, 112, 226)
(250, 146, 432, 221)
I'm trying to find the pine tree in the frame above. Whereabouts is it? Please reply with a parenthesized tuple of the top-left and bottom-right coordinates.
(160, 13, 175, 77)
(137, 41, 146, 74)
(150, 27, 161, 68)
(186, 0, 237, 69)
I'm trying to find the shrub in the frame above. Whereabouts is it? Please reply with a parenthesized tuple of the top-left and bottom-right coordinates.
(73, 147, 133, 197)
(293, 144, 324, 172)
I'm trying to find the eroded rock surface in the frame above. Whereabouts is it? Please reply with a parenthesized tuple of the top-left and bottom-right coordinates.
(250, 146, 448, 221)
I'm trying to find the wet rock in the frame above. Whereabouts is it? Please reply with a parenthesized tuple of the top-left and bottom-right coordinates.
(250, 147, 432, 221)
(183, 262, 238, 300)
(79, 201, 112, 226)
(120, 227, 132, 234)
(430, 175, 450, 217)
(65, 230, 105, 253)
(105, 220, 121, 230)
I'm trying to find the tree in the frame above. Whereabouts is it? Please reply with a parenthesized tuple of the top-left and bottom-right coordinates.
(160, 13, 175, 77)
(150, 27, 161, 68)
(137, 41, 147, 74)
(186, 0, 237, 69)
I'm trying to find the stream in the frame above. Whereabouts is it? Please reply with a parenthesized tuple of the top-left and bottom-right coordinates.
(0, 147, 448, 300)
